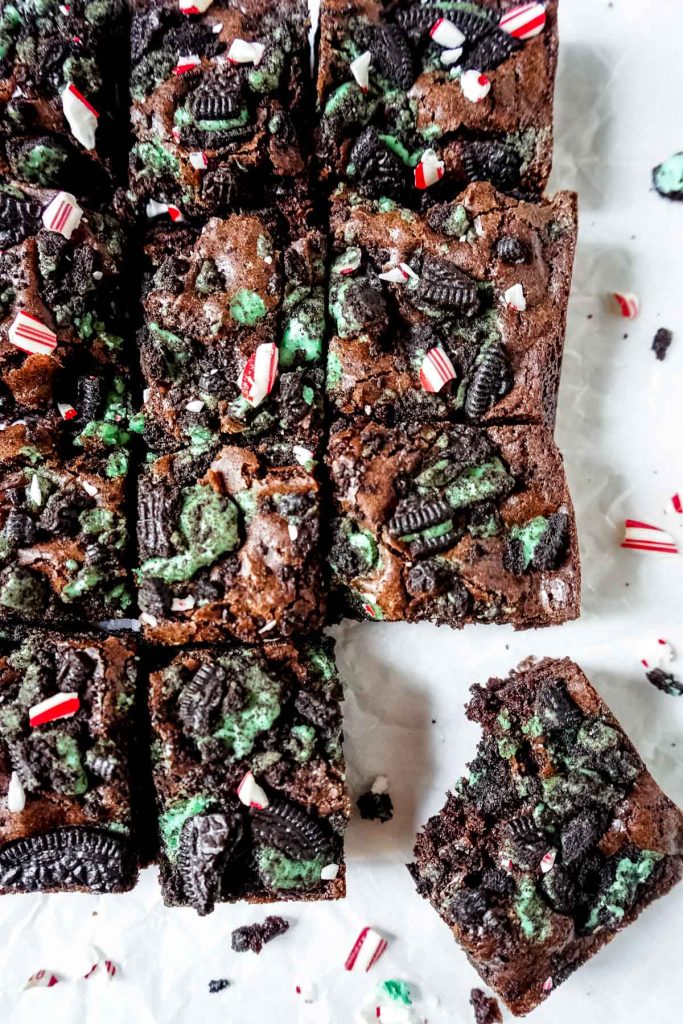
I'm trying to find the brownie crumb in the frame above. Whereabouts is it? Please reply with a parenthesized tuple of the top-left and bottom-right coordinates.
(231, 916, 290, 954)
(646, 668, 683, 697)
(470, 988, 502, 1024)
(652, 328, 673, 361)
(357, 776, 394, 823)
(208, 979, 231, 994)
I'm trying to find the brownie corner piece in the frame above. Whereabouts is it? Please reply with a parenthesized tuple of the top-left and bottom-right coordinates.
(327, 418, 580, 628)
(409, 657, 683, 1015)
(0, 628, 139, 895)
(148, 636, 349, 913)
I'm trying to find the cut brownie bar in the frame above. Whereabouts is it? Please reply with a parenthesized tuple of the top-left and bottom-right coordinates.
(327, 419, 580, 627)
(0, 628, 139, 894)
(316, 0, 559, 204)
(148, 636, 349, 914)
(0, 0, 128, 194)
(137, 441, 324, 644)
(327, 182, 577, 429)
(129, 0, 312, 220)
(138, 201, 326, 457)
(410, 658, 683, 1015)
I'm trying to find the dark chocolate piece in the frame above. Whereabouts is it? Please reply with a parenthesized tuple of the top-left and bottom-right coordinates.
(231, 915, 289, 953)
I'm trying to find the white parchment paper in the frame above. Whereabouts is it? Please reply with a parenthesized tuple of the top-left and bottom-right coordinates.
(1, 1, 682, 1021)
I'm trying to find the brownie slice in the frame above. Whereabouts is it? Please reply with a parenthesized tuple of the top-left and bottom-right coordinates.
(409, 658, 683, 1015)
(136, 440, 324, 645)
(0, 628, 139, 894)
(327, 182, 577, 429)
(327, 419, 580, 628)
(0, 0, 128, 195)
(148, 636, 349, 913)
(138, 201, 326, 457)
(0, 181, 132, 422)
(128, 0, 312, 220)
(316, 0, 559, 204)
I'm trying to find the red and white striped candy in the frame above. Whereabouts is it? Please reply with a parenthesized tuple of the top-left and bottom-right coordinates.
(430, 17, 465, 49)
(61, 83, 98, 150)
(145, 200, 184, 222)
(361, 600, 381, 620)
(350, 51, 372, 91)
(173, 54, 201, 75)
(460, 69, 491, 103)
(344, 927, 388, 972)
(612, 292, 639, 318)
(171, 126, 181, 143)
(414, 149, 444, 190)
(540, 849, 556, 873)
(238, 342, 278, 407)
(7, 771, 26, 813)
(641, 638, 675, 671)
(24, 970, 59, 990)
(41, 191, 82, 238)
(503, 283, 527, 311)
(419, 345, 457, 393)
(8, 312, 57, 356)
(621, 519, 678, 555)
(179, 0, 213, 12)
(378, 263, 418, 284)
(335, 247, 362, 276)
(59, 4, 70, 13)
(542, 976, 553, 994)
(500, 3, 547, 40)
(228, 39, 265, 65)
(189, 151, 208, 170)
(28, 474, 42, 506)
(58, 402, 78, 420)
(171, 595, 195, 612)
(237, 771, 269, 809)
(83, 959, 117, 981)
(29, 692, 80, 728)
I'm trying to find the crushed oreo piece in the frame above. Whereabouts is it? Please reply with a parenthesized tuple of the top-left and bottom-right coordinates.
(463, 139, 522, 192)
(535, 678, 583, 732)
(178, 663, 241, 735)
(506, 816, 547, 870)
(532, 513, 570, 570)
(251, 798, 330, 861)
(466, 27, 521, 74)
(369, 25, 413, 90)
(417, 257, 480, 315)
(409, 529, 460, 558)
(646, 668, 683, 697)
(357, 778, 394, 823)
(495, 236, 529, 264)
(0, 827, 129, 892)
(449, 888, 488, 927)
(208, 978, 231, 994)
(470, 988, 502, 1024)
(388, 496, 452, 538)
(652, 328, 673, 361)
(0, 191, 41, 248)
(464, 344, 512, 421)
(177, 812, 242, 916)
(561, 809, 606, 864)
(231, 916, 290, 954)
(349, 128, 406, 200)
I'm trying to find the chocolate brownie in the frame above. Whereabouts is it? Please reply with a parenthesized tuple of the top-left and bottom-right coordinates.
(136, 440, 324, 645)
(138, 201, 326, 457)
(327, 181, 577, 428)
(0, 628, 139, 894)
(0, 181, 133, 422)
(409, 658, 683, 1015)
(148, 637, 349, 913)
(128, 0, 312, 220)
(316, 0, 558, 205)
(327, 419, 580, 627)
(0, 0, 128, 195)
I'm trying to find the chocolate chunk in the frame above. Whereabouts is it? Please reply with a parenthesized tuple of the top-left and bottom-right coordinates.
(349, 128, 406, 200)
(646, 669, 683, 697)
(177, 812, 242, 916)
(231, 915, 289, 954)
(0, 827, 129, 893)
(294, 691, 335, 729)
(369, 25, 413, 90)
(652, 328, 673, 361)
(464, 344, 512, 421)
(495, 236, 529, 264)
(417, 257, 480, 316)
(251, 798, 330, 861)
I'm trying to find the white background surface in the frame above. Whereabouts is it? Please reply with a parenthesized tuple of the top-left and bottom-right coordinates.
(2, 1, 682, 1021)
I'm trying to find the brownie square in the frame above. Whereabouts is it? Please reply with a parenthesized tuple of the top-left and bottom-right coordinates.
(410, 658, 683, 1015)
(128, 0, 312, 220)
(327, 181, 577, 429)
(0, 628, 139, 894)
(138, 199, 326, 458)
(327, 419, 580, 628)
(316, 0, 559, 204)
(148, 636, 349, 914)
(0, 0, 128, 195)
(136, 440, 325, 645)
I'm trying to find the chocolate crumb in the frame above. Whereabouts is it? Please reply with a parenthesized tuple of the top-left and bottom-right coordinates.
(470, 988, 502, 1024)
(652, 328, 673, 361)
(357, 790, 394, 822)
(208, 979, 231, 994)
(646, 668, 683, 697)
(231, 916, 290, 954)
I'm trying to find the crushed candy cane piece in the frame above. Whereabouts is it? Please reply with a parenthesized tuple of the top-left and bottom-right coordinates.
(139, 612, 158, 628)
(420, 345, 457, 393)
(8, 312, 57, 356)
(189, 151, 208, 170)
(212, 21, 222, 33)
(321, 863, 339, 881)
(371, 774, 390, 795)
(378, 263, 418, 284)
(334, 247, 362, 275)
(237, 771, 269, 809)
(612, 292, 639, 318)
(146, 200, 184, 222)
(41, 191, 82, 238)
(441, 47, 463, 67)
(171, 596, 195, 612)
(540, 849, 557, 873)
(500, 3, 547, 40)
(239, 342, 278, 407)
(460, 69, 491, 103)
(622, 519, 678, 555)
(351, 51, 372, 91)
(185, 399, 204, 412)
(59, 4, 70, 13)
(258, 620, 277, 634)
(345, 927, 388, 972)
(288, 523, 299, 542)
(58, 402, 78, 420)
(292, 445, 314, 467)
(295, 979, 318, 1003)
(361, 597, 382, 620)
(414, 149, 444, 190)
(82, 480, 98, 497)
(7, 771, 26, 813)
(542, 976, 553, 994)
(430, 17, 465, 49)
(503, 283, 527, 311)
(641, 638, 675, 671)
(83, 959, 117, 981)
(500, 856, 514, 870)
(24, 970, 59, 990)
(30, 692, 80, 728)
(179, 0, 214, 12)
(228, 39, 265, 65)
(28, 474, 42, 506)
(61, 83, 98, 149)
(173, 54, 201, 75)
(171, 126, 181, 143)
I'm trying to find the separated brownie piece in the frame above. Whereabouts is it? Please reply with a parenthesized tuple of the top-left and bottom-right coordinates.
(409, 658, 683, 1015)
(327, 181, 577, 429)
(138, 201, 326, 457)
(316, 0, 558, 204)
(129, 0, 312, 220)
(0, 0, 128, 194)
(327, 419, 579, 627)
(0, 628, 139, 894)
(149, 637, 349, 914)
(137, 441, 324, 645)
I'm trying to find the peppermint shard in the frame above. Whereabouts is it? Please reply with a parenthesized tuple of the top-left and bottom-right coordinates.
(409, 658, 683, 1015)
